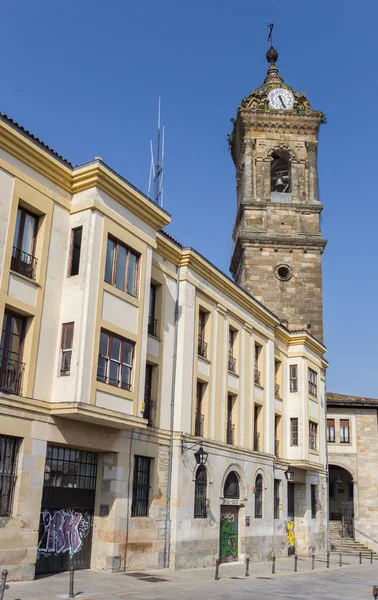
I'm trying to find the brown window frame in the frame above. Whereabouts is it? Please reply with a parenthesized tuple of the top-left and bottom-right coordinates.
(290, 417, 298, 446)
(11, 206, 39, 280)
(97, 329, 135, 391)
(60, 323, 74, 376)
(308, 368, 317, 397)
(340, 419, 350, 444)
(104, 236, 140, 297)
(309, 421, 318, 451)
(290, 364, 298, 392)
(327, 419, 335, 443)
(68, 227, 83, 277)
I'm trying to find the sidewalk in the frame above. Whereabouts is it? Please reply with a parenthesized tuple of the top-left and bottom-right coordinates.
(3, 553, 372, 600)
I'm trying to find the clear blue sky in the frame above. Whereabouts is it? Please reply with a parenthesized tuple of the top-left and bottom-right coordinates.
(1, 1, 377, 397)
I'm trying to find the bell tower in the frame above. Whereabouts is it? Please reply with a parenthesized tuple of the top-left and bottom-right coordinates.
(230, 41, 327, 341)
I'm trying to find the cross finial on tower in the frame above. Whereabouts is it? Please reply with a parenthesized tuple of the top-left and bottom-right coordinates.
(267, 23, 274, 48)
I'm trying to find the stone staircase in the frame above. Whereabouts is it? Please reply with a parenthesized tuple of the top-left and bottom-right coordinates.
(329, 520, 377, 557)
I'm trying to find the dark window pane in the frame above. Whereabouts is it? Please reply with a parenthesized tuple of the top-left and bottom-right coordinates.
(109, 361, 119, 385)
(99, 331, 109, 357)
(105, 239, 115, 284)
(116, 245, 127, 291)
(127, 253, 137, 295)
(70, 228, 82, 276)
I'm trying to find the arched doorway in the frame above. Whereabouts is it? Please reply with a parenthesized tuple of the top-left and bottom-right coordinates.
(220, 471, 240, 563)
(329, 465, 355, 541)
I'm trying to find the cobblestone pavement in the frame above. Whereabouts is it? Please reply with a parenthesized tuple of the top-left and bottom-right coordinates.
(3, 555, 378, 599)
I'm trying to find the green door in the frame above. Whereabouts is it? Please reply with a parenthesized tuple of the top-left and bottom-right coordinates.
(219, 506, 238, 562)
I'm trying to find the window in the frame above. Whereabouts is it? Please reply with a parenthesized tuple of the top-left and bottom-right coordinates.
(327, 419, 335, 443)
(195, 382, 204, 437)
(223, 471, 239, 499)
(0, 311, 26, 396)
(198, 310, 208, 359)
(228, 329, 236, 372)
(11, 206, 38, 280)
(60, 323, 74, 376)
(69, 227, 82, 276)
(255, 474, 263, 518)
(308, 368, 317, 397)
(340, 419, 350, 444)
(227, 394, 235, 445)
(254, 405, 261, 451)
(271, 149, 291, 193)
(0, 435, 19, 516)
(194, 465, 207, 518)
(274, 415, 280, 457)
(274, 360, 281, 398)
(290, 418, 298, 446)
(105, 236, 139, 296)
(309, 421, 318, 450)
(274, 479, 280, 519)
(254, 343, 262, 385)
(131, 455, 151, 517)
(311, 484, 317, 519)
(143, 364, 154, 426)
(44, 445, 97, 489)
(148, 285, 158, 337)
(290, 365, 298, 392)
(97, 330, 134, 390)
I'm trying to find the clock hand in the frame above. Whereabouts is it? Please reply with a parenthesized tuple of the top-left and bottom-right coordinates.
(279, 95, 286, 109)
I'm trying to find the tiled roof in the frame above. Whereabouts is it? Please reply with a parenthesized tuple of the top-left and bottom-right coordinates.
(0, 112, 73, 168)
(327, 392, 378, 406)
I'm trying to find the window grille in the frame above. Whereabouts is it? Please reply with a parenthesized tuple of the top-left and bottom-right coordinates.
(194, 465, 207, 518)
(131, 456, 151, 517)
(311, 484, 317, 519)
(255, 474, 263, 518)
(309, 421, 318, 450)
(43, 445, 97, 489)
(290, 418, 298, 446)
(223, 471, 239, 499)
(0, 435, 19, 517)
(290, 364, 298, 392)
(274, 479, 280, 519)
(105, 236, 139, 297)
(97, 330, 134, 390)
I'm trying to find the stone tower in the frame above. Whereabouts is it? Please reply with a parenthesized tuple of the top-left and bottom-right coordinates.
(230, 45, 326, 341)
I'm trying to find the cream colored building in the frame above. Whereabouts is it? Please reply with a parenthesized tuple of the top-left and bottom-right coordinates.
(0, 42, 329, 580)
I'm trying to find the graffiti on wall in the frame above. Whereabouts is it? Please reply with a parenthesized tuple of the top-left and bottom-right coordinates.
(287, 519, 295, 553)
(219, 510, 238, 562)
(37, 509, 91, 558)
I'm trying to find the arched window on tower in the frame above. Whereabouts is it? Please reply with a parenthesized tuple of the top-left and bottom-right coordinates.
(223, 471, 240, 499)
(194, 465, 207, 518)
(255, 474, 263, 518)
(271, 149, 291, 199)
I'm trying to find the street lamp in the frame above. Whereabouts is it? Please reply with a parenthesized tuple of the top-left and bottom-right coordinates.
(194, 445, 208, 465)
(284, 466, 294, 481)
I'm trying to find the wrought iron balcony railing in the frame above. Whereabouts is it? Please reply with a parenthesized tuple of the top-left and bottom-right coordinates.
(198, 336, 208, 359)
(11, 246, 37, 280)
(226, 421, 235, 445)
(275, 383, 280, 398)
(228, 354, 236, 373)
(275, 438, 280, 457)
(254, 369, 261, 385)
(0, 357, 25, 396)
(254, 431, 260, 452)
(195, 412, 204, 437)
(147, 317, 158, 338)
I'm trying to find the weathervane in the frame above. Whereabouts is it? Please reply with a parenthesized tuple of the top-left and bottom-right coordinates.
(267, 22, 274, 48)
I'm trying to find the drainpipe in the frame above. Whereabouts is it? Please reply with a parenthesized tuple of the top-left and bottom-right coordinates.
(164, 266, 181, 568)
(325, 378, 330, 554)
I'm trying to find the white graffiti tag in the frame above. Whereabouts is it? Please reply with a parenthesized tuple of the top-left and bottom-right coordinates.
(38, 509, 90, 558)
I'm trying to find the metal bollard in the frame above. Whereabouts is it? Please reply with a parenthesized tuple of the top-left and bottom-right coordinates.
(272, 553, 276, 574)
(215, 559, 220, 581)
(312, 553, 315, 570)
(359, 551, 362, 564)
(371, 550, 374, 564)
(339, 553, 342, 567)
(294, 554, 298, 572)
(68, 563, 75, 598)
(0, 570, 8, 600)
(326, 551, 330, 568)
(245, 556, 250, 577)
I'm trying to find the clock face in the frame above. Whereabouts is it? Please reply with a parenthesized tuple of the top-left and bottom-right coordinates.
(268, 88, 294, 110)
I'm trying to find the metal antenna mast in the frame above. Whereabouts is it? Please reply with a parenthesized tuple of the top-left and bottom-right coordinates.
(148, 98, 165, 206)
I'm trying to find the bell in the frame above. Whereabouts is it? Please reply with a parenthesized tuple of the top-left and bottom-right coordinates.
(275, 176, 285, 190)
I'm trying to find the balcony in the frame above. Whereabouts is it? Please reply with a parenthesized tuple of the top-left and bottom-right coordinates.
(254, 369, 261, 385)
(11, 246, 37, 280)
(195, 412, 204, 437)
(0, 358, 25, 396)
(198, 336, 208, 359)
(148, 317, 158, 338)
(275, 438, 280, 457)
(254, 431, 260, 452)
(275, 383, 280, 398)
(228, 354, 236, 373)
(226, 421, 235, 445)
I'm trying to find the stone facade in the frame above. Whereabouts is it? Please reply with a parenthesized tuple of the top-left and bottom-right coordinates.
(230, 52, 326, 341)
